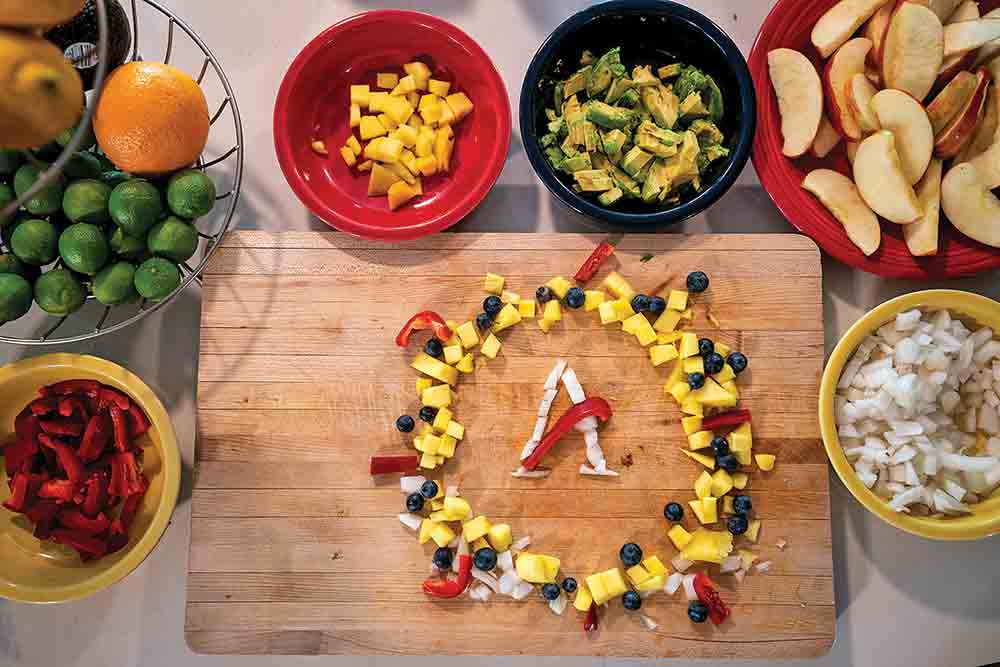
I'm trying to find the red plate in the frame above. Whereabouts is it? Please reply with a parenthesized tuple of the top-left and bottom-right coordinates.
(274, 10, 511, 241)
(748, 0, 1000, 279)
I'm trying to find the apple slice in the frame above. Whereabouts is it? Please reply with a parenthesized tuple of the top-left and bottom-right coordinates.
(870, 89, 934, 184)
(925, 0, 965, 23)
(967, 133, 1000, 188)
(882, 2, 944, 102)
(941, 161, 1000, 247)
(903, 158, 943, 256)
(926, 69, 978, 134)
(768, 48, 824, 158)
(853, 130, 923, 223)
(934, 67, 989, 158)
(812, 0, 894, 58)
(933, 0, 980, 92)
(864, 2, 895, 68)
(847, 73, 882, 133)
(974, 8, 1000, 66)
(846, 141, 860, 164)
(802, 169, 882, 256)
(955, 83, 999, 162)
(824, 38, 874, 140)
(812, 115, 844, 158)
(944, 18, 1000, 58)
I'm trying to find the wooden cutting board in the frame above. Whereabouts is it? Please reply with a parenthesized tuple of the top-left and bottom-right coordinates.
(186, 232, 833, 658)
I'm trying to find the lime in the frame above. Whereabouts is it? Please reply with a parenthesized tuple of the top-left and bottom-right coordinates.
(147, 216, 198, 263)
(166, 169, 216, 219)
(13, 164, 64, 216)
(102, 171, 131, 188)
(33, 269, 86, 315)
(0, 273, 32, 324)
(134, 257, 180, 301)
(11, 219, 59, 265)
(109, 227, 148, 260)
(33, 143, 62, 162)
(0, 183, 13, 220)
(109, 179, 163, 238)
(93, 261, 138, 305)
(62, 179, 112, 224)
(0, 149, 22, 176)
(55, 122, 97, 151)
(59, 223, 110, 275)
(0, 253, 26, 275)
(63, 152, 103, 181)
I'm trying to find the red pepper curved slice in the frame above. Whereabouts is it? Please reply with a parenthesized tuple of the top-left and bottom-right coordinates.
(50, 528, 107, 559)
(521, 397, 614, 471)
(584, 601, 599, 632)
(38, 479, 76, 503)
(422, 537, 472, 598)
(701, 409, 752, 431)
(57, 508, 111, 536)
(109, 404, 132, 452)
(38, 417, 84, 438)
(78, 412, 112, 462)
(395, 311, 453, 348)
(38, 433, 86, 483)
(47, 379, 100, 398)
(693, 572, 730, 625)
(369, 454, 419, 475)
(574, 241, 615, 283)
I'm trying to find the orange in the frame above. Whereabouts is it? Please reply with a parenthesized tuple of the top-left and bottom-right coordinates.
(94, 61, 209, 176)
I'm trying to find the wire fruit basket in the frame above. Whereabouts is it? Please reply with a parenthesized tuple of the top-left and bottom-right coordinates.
(0, 0, 243, 345)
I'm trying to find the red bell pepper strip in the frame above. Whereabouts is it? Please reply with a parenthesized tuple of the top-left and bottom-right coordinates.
(47, 379, 100, 397)
(38, 433, 86, 483)
(422, 536, 472, 598)
(127, 404, 151, 438)
(78, 412, 112, 462)
(58, 397, 90, 420)
(98, 387, 131, 411)
(80, 473, 109, 517)
(2, 473, 31, 512)
(693, 572, 730, 626)
(38, 417, 84, 438)
(584, 601, 599, 633)
(109, 404, 131, 452)
(521, 397, 614, 471)
(26, 499, 59, 539)
(701, 409, 752, 431)
(29, 397, 60, 416)
(37, 479, 77, 503)
(109, 451, 146, 497)
(111, 486, 145, 537)
(574, 241, 616, 283)
(395, 311, 453, 348)
(49, 529, 108, 559)
(369, 454, 419, 475)
(57, 508, 111, 536)
(4, 435, 38, 478)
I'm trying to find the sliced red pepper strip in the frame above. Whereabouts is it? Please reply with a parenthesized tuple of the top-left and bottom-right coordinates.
(109, 404, 132, 452)
(57, 508, 111, 536)
(369, 454, 419, 475)
(574, 241, 616, 283)
(98, 387, 131, 411)
(701, 409, 752, 431)
(4, 435, 38, 479)
(47, 379, 100, 397)
(58, 397, 91, 420)
(693, 572, 730, 626)
(49, 529, 108, 558)
(111, 485, 146, 537)
(80, 472, 109, 517)
(109, 451, 146, 497)
(78, 412, 112, 462)
(25, 498, 59, 539)
(521, 397, 614, 471)
(395, 311, 453, 348)
(127, 404, 151, 438)
(2, 473, 31, 512)
(37, 479, 76, 503)
(584, 601, 599, 633)
(422, 537, 472, 598)
(38, 433, 86, 483)
(29, 397, 60, 416)
(38, 417, 84, 438)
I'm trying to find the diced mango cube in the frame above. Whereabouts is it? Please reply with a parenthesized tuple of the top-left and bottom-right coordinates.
(492, 304, 522, 332)
(667, 290, 689, 311)
(429, 522, 455, 547)
(715, 341, 732, 357)
(689, 379, 737, 409)
(539, 554, 561, 582)
(573, 584, 594, 611)
(680, 397, 703, 416)
(462, 515, 492, 541)
(345, 135, 362, 156)
(422, 384, 453, 409)
(682, 448, 715, 469)
(642, 555, 667, 576)
(694, 470, 713, 499)
(441, 421, 462, 441)
(442, 496, 471, 520)
(612, 299, 636, 322)
(688, 430, 714, 450)
(422, 434, 442, 455)
(414, 155, 438, 176)
(419, 451, 438, 469)
(435, 127, 455, 171)
(412, 353, 458, 385)
(391, 74, 418, 96)
(416, 377, 434, 396)
(650, 344, 679, 366)
(480, 333, 501, 359)
(383, 95, 415, 125)
(418, 518, 434, 544)
(653, 309, 681, 333)
(413, 435, 424, 451)
(711, 469, 734, 497)
(678, 332, 699, 358)
(415, 132, 435, 158)
(538, 317, 554, 333)
(669, 381, 690, 403)
(755, 454, 776, 471)
(732, 472, 749, 490)
(601, 568, 628, 599)
(601, 271, 635, 299)
(369, 91, 389, 113)
(377, 72, 399, 89)
(445, 92, 474, 122)
(680, 528, 734, 564)
(584, 290, 606, 311)
(386, 160, 416, 186)
(517, 552, 558, 583)
(428, 79, 451, 97)
(667, 524, 693, 550)
(392, 124, 418, 149)
(339, 146, 357, 167)
(359, 115, 387, 140)
(438, 434, 457, 458)
(746, 519, 761, 543)
(356, 159, 373, 172)
(502, 290, 520, 304)
(585, 573, 608, 604)
(484, 272, 505, 294)
(658, 331, 683, 344)
(634, 317, 657, 346)
(432, 407, 453, 432)
(722, 380, 739, 400)
(351, 84, 371, 107)
(487, 523, 512, 552)
(456, 353, 474, 374)
(387, 181, 417, 210)
(635, 574, 667, 592)
(739, 549, 758, 570)
(683, 356, 705, 375)
(471, 536, 490, 553)
(713, 364, 736, 383)
(421, 104, 443, 125)
(626, 564, 651, 585)
(622, 313, 645, 335)
(378, 113, 399, 132)
(598, 300, 620, 324)
(438, 100, 457, 126)
(688, 496, 718, 525)
(419, 94, 440, 113)
(443, 344, 463, 365)
(456, 321, 480, 348)
(404, 61, 432, 82)
(518, 300, 536, 318)
(681, 415, 703, 435)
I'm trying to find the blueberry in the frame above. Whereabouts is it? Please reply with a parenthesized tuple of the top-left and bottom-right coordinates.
(711, 436, 730, 457)
(630, 294, 651, 313)
(698, 338, 715, 356)
(565, 287, 585, 309)
(432, 547, 453, 570)
(717, 453, 740, 473)
(483, 295, 504, 316)
(424, 338, 443, 358)
(622, 590, 642, 611)
(419, 480, 439, 499)
(688, 372, 706, 390)
(536, 286, 554, 303)
(733, 495, 753, 515)
(704, 352, 725, 375)
(619, 542, 643, 567)
(648, 296, 666, 315)
(474, 547, 498, 571)
(541, 583, 561, 600)
(419, 406, 438, 423)
(663, 501, 684, 522)
(727, 352, 748, 374)
(727, 514, 749, 535)
(687, 271, 710, 293)
(396, 415, 415, 433)
(688, 601, 709, 623)
(406, 492, 425, 512)
(476, 312, 493, 330)
(562, 577, 578, 594)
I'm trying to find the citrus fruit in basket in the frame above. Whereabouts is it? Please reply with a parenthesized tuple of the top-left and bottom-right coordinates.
(0, 273, 32, 323)
(13, 164, 64, 216)
(94, 61, 209, 176)
(45, 0, 132, 91)
(63, 151, 103, 180)
(11, 219, 58, 265)
(33, 267, 85, 314)
(166, 169, 215, 219)
(147, 216, 198, 263)
(134, 257, 180, 301)
(59, 222, 109, 274)
(0, 29, 83, 148)
(62, 178, 111, 223)
(93, 260, 137, 305)
(0, 0, 84, 27)
(109, 227, 146, 259)
(0, 183, 13, 212)
(109, 179, 162, 238)
(0, 149, 21, 175)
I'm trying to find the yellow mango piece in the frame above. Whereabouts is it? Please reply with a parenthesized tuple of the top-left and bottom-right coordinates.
(541, 299, 561, 322)
(650, 343, 679, 366)
(414, 155, 438, 176)
(667, 524, 693, 550)
(487, 523, 512, 552)
(443, 344, 463, 365)
(442, 496, 471, 521)
(412, 435, 424, 452)
(667, 290, 689, 311)
(585, 573, 609, 605)
(416, 377, 434, 396)
(600, 568, 628, 598)
(356, 159, 373, 172)
(517, 553, 556, 583)
(419, 93, 440, 112)
(722, 380, 739, 400)
(573, 584, 594, 611)
(658, 331, 683, 344)
(756, 454, 776, 471)
(584, 290, 606, 311)
(642, 555, 667, 576)
(518, 300, 536, 318)
(689, 379, 737, 409)
(365, 137, 404, 164)
(407, 113, 423, 129)
(359, 115, 387, 140)
(680, 528, 733, 564)
(688, 497, 717, 525)
(481, 333, 501, 359)
(502, 290, 520, 304)
(435, 126, 455, 172)
(345, 135, 362, 156)
(404, 61, 432, 82)
(680, 397, 703, 416)
(415, 132, 434, 158)
(391, 74, 418, 96)
(418, 518, 434, 544)
(445, 92, 474, 122)
(471, 536, 490, 553)
(713, 364, 736, 384)
(626, 564, 651, 585)
(634, 317, 657, 346)
(407, 91, 421, 108)
(349, 103, 362, 128)
(747, 519, 761, 543)
(438, 100, 457, 126)
(438, 434, 457, 458)
(622, 315, 643, 335)
(714, 341, 732, 357)
(432, 407, 453, 432)
(456, 353, 474, 374)
(694, 470, 713, 499)
(484, 272, 505, 295)
(683, 356, 704, 375)
(445, 421, 464, 440)
(710, 469, 734, 497)
(376, 72, 399, 89)
(419, 451, 437, 469)
(428, 79, 451, 97)
(387, 181, 417, 211)
(350, 84, 371, 107)
(462, 515, 492, 541)
(429, 522, 455, 547)
(421, 434, 442, 455)
(378, 114, 398, 133)
(722, 495, 735, 515)
(539, 554, 561, 581)
(392, 124, 418, 148)
(669, 381, 691, 403)
(732, 472, 749, 490)
(412, 353, 458, 385)
(635, 574, 667, 592)
(678, 332, 699, 358)
(383, 95, 414, 125)
(368, 91, 389, 113)
(339, 146, 357, 167)
(601, 271, 635, 299)
(421, 104, 443, 125)
(681, 415, 703, 435)
(421, 385, 451, 409)
(688, 430, 714, 450)
(386, 160, 416, 185)
(682, 448, 715, 469)
(653, 309, 681, 333)
(492, 304, 522, 332)
(538, 317, 554, 333)
(598, 300, 620, 324)
(456, 321, 480, 348)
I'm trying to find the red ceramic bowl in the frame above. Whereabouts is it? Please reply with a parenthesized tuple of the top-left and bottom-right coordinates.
(749, 0, 1000, 279)
(274, 10, 511, 240)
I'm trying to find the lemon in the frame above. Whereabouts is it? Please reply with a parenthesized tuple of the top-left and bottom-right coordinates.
(33, 268, 85, 315)
(59, 222, 109, 274)
(0, 273, 32, 324)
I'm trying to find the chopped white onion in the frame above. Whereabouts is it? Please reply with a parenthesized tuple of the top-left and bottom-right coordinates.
(734, 569, 747, 583)
(549, 593, 568, 615)
(400, 476, 426, 494)
(720, 556, 742, 573)
(511, 536, 531, 551)
(544, 359, 568, 390)
(537, 389, 559, 417)
(512, 580, 535, 600)
(580, 464, 619, 477)
(472, 568, 500, 592)
(520, 440, 539, 461)
(638, 613, 659, 631)
(682, 574, 698, 601)
(497, 549, 514, 572)
(561, 367, 587, 404)
(531, 415, 548, 442)
(665, 572, 684, 595)
(398, 513, 423, 531)
(499, 569, 521, 595)
(511, 466, 550, 479)
(445, 484, 459, 497)
(755, 560, 772, 573)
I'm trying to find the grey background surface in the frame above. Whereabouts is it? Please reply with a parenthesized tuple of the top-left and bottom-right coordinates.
(2, 1, 999, 666)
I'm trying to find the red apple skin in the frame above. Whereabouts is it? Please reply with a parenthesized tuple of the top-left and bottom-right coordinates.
(934, 68, 991, 157)
(927, 70, 979, 134)
(932, 51, 977, 97)
(864, 3, 894, 68)
(981, 0, 1000, 16)
(822, 41, 871, 141)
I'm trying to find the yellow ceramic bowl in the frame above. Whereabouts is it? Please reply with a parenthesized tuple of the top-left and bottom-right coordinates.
(0, 353, 180, 602)
(821, 290, 1000, 541)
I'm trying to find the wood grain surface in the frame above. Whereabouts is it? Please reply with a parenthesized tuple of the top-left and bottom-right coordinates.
(186, 232, 833, 658)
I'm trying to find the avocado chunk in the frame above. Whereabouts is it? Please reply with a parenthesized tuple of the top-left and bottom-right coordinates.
(617, 88, 641, 108)
(587, 48, 624, 98)
(611, 166, 642, 198)
(657, 63, 683, 80)
(598, 187, 624, 206)
(563, 66, 591, 99)
(585, 101, 633, 130)
(605, 77, 634, 104)
(621, 146, 653, 178)
(632, 65, 659, 88)
(697, 144, 730, 171)
(641, 85, 679, 129)
(574, 169, 615, 192)
(635, 120, 683, 158)
(689, 119, 724, 147)
(663, 131, 701, 188)
(641, 159, 670, 202)
(704, 75, 724, 124)
(560, 152, 593, 174)
(674, 65, 710, 103)
(600, 129, 628, 159)
(680, 92, 709, 118)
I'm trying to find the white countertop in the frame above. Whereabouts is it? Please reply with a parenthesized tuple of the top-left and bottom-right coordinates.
(2, 1, 999, 665)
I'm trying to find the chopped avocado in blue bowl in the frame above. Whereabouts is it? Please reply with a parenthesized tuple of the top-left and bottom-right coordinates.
(520, 0, 756, 230)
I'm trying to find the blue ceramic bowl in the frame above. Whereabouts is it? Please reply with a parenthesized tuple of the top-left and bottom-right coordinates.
(520, 0, 756, 230)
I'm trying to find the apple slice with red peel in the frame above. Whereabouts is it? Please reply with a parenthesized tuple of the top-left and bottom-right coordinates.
(941, 161, 1000, 247)
(768, 48, 824, 158)
(846, 141, 860, 164)
(811, 115, 844, 158)
(802, 169, 882, 256)
(974, 9, 1000, 66)
(904, 158, 943, 256)
(926, 69, 978, 134)
(934, 67, 989, 158)
(926, 0, 965, 22)
(882, 2, 945, 102)
(853, 130, 923, 223)
(870, 89, 935, 184)
(944, 18, 1000, 58)
(864, 3, 895, 68)
(932, 0, 980, 93)
(812, 0, 894, 58)
(824, 38, 873, 140)
(847, 73, 882, 133)
(955, 84, 999, 163)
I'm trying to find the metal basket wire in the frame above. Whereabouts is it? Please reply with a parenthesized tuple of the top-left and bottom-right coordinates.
(0, 0, 243, 345)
